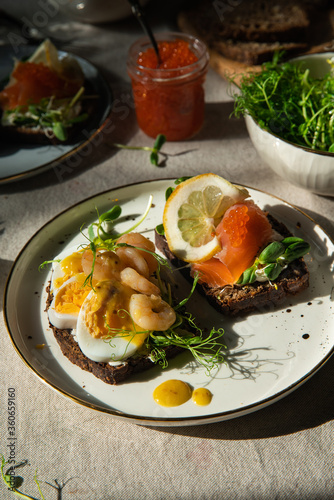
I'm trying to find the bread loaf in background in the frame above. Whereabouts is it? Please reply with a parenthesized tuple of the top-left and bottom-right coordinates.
(178, 0, 334, 73)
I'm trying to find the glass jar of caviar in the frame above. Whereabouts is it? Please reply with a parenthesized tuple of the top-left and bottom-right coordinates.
(127, 32, 209, 141)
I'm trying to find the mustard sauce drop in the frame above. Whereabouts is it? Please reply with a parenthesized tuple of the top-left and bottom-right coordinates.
(153, 380, 213, 408)
(153, 379, 192, 407)
(191, 387, 213, 406)
(84, 280, 134, 339)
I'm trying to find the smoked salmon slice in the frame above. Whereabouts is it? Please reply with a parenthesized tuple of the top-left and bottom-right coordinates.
(0, 61, 81, 111)
(192, 201, 273, 287)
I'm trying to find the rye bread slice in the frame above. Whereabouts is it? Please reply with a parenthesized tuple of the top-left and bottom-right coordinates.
(212, 39, 308, 66)
(210, 1, 310, 44)
(0, 123, 81, 145)
(155, 215, 309, 317)
(177, 0, 333, 66)
(45, 284, 183, 385)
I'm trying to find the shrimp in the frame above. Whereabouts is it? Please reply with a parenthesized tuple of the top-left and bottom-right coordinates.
(120, 267, 160, 296)
(81, 249, 124, 281)
(116, 246, 149, 278)
(116, 232, 158, 275)
(129, 294, 176, 331)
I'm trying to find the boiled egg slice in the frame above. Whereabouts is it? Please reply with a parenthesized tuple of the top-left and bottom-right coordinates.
(76, 280, 150, 363)
(50, 245, 85, 293)
(48, 272, 91, 330)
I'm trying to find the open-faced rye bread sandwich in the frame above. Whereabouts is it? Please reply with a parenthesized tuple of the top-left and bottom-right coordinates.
(0, 39, 93, 144)
(43, 201, 225, 385)
(155, 174, 310, 316)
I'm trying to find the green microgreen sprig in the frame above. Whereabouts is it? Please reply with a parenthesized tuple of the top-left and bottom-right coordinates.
(237, 236, 310, 285)
(230, 52, 334, 152)
(158, 273, 225, 375)
(102, 273, 225, 372)
(41, 193, 226, 373)
(90, 194, 153, 244)
(148, 306, 225, 374)
(38, 258, 60, 272)
(1, 456, 45, 500)
(113, 133, 166, 166)
(39, 195, 155, 281)
(81, 194, 161, 288)
(3, 86, 88, 141)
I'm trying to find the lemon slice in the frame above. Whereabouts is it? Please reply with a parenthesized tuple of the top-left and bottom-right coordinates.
(163, 174, 249, 263)
(28, 39, 84, 85)
(28, 39, 62, 72)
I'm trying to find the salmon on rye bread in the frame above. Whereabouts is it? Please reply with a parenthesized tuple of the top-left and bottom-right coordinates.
(156, 174, 310, 316)
(0, 39, 92, 144)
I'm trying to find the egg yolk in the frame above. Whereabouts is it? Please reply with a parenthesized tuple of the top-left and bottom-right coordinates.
(54, 251, 84, 289)
(55, 273, 91, 315)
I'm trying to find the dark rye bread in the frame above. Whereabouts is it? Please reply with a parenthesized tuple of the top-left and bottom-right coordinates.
(212, 40, 307, 66)
(155, 215, 309, 317)
(207, 2, 310, 44)
(0, 122, 81, 146)
(178, 0, 334, 67)
(45, 284, 182, 385)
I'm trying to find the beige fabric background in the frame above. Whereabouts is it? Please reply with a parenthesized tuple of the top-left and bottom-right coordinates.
(1, 2, 334, 499)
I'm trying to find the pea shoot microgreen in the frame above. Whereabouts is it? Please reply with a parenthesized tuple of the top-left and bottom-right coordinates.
(40, 193, 226, 373)
(1, 456, 46, 500)
(231, 52, 334, 152)
(103, 274, 225, 373)
(3, 86, 89, 141)
(80, 195, 158, 288)
(237, 237, 311, 285)
(84, 201, 225, 372)
(113, 133, 167, 166)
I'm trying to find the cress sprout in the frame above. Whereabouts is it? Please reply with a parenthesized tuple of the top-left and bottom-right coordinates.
(231, 52, 334, 152)
(237, 237, 311, 285)
(3, 86, 88, 141)
(102, 272, 226, 373)
(84, 202, 225, 372)
(1, 456, 46, 500)
(113, 133, 167, 166)
(40, 196, 226, 373)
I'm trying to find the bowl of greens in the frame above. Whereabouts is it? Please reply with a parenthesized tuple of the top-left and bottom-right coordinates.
(233, 52, 334, 197)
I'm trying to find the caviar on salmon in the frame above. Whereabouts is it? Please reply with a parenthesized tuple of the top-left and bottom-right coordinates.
(192, 201, 273, 288)
(0, 61, 81, 111)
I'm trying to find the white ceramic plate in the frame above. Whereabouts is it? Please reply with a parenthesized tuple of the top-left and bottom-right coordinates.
(0, 45, 112, 184)
(4, 179, 334, 426)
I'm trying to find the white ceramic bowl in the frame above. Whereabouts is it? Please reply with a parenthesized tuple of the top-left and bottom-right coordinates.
(244, 52, 334, 197)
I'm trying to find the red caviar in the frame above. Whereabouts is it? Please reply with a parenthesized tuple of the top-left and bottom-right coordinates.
(138, 40, 198, 70)
(0, 61, 81, 111)
(221, 204, 250, 247)
(127, 33, 209, 141)
(192, 201, 273, 287)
